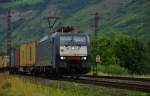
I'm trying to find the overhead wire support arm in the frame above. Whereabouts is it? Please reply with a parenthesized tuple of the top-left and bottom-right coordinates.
(47, 16, 60, 33)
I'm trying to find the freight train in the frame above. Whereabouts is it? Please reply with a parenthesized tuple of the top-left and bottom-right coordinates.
(0, 31, 91, 76)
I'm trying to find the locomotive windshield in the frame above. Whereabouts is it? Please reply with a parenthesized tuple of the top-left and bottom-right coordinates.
(60, 36, 72, 44)
(73, 36, 86, 44)
(60, 35, 87, 45)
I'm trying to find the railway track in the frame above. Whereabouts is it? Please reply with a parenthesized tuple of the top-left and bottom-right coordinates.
(79, 75, 150, 92)
(14, 74, 150, 93)
(84, 75, 150, 82)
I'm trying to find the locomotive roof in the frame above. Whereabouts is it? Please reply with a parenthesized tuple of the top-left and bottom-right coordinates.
(39, 32, 87, 43)
(54, 32, 87, 35)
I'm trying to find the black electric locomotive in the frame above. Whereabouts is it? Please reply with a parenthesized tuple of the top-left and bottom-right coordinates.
(35, 32, 90, 75)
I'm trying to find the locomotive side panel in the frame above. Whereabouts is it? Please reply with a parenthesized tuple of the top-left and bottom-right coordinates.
(36, 39, 53, 67)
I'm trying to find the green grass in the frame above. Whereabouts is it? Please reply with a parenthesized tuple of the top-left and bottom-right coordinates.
(0, 74, 149, 96)
(97, 64, 128, 75)
(92, 64, 150, 77)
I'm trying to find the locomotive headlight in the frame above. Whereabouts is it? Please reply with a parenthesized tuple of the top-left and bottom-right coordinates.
(72, 47, 75, 50)
(60, 56, 65, 60)
(82, 57, 87, 60)
(83, 57, 87, 60)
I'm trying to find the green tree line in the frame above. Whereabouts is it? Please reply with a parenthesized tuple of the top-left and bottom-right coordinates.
(91, 33, 150, 75)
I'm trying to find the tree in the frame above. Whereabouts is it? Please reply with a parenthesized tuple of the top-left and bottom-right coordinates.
(91, 32, 150, 74)
(114, 34, 150, 74)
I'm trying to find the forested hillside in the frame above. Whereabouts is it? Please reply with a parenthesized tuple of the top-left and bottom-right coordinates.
(65, 0, 150, 39)
(0, 0, 149, 44)
(0, 0, 101, 46)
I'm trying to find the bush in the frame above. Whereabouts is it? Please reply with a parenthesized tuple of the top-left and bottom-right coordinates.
(98, 64, 128, 75)
(91, 32, 150, 75)
(114, 35, 150, 74)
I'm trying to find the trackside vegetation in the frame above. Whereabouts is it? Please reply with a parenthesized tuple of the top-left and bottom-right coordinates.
(0, 74, 149, 96)
(91, 32, 150, 75)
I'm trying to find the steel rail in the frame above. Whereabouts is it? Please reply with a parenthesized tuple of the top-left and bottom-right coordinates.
(83, 75, 150, 82)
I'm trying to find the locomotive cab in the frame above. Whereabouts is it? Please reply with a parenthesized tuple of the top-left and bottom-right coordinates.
(55, 32, 90, 74)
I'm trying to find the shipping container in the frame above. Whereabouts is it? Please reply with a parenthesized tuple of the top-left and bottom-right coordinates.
(20, 44, 27, 66)
(26, 42, 36, 66)
(30, 42, 36, 65)
(26, 43, 30, 65)
(20, 42, 36, 67)
(0, 56, 3, 68)
(3, 56, 9, 68)
(10, 49, 15, 67)
(20, 45, 23, 66)
(14, 48, 20, 67)
(24, 44, 27, 66)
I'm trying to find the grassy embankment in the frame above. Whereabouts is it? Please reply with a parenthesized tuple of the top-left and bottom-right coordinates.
(88, 64, 150, 77)
(0, 73, 149, 96)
